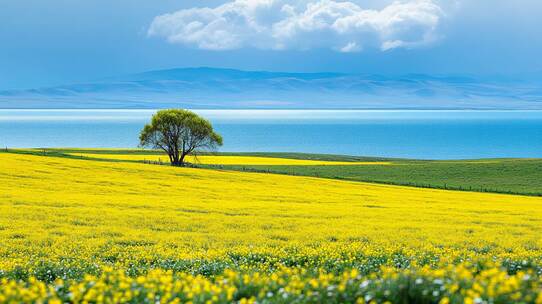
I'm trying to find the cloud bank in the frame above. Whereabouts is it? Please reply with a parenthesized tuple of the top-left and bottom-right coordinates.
(148, 0, 444, 52)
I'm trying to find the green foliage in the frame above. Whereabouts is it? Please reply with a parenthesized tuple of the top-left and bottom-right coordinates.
(139, 109, 222, 165)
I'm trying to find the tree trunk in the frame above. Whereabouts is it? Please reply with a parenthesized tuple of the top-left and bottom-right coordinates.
(179, 153, 187, 166)
(169, 152, 181, 166)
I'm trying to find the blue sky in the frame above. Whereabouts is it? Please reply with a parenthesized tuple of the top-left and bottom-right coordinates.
(1, 0, 542, 90)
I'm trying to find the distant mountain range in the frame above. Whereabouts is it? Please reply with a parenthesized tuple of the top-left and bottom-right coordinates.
(1, 67, 541, 109)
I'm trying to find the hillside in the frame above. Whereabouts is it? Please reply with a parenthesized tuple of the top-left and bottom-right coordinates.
(1, 67, 541, 109)
(15, 148, 542, 196)
(1, 152, 542, 302)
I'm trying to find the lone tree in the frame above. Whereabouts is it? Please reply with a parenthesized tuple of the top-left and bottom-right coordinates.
(139, 109, 223, 166)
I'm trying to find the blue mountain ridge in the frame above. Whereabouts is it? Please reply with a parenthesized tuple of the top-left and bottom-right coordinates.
(0, 67, 540, 109)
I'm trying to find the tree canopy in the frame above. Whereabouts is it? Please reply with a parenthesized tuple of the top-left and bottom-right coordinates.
(139, 109, 223, 166)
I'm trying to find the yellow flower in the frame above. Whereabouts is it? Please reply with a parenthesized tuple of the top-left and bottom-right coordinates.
(439, 297, 450, 304)
(1, 152, 542, 303)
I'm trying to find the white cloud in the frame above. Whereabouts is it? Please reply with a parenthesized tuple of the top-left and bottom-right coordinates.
(339, 41, 362, 53)
(148, 0, 444, 52)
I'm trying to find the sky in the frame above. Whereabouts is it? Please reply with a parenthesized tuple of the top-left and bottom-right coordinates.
(1, 0, 542, 90)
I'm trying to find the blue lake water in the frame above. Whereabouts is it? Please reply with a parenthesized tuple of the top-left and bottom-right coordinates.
(0, 109, 541, 160)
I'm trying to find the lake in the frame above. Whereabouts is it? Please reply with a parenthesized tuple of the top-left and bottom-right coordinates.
(0, 109, 541, 160)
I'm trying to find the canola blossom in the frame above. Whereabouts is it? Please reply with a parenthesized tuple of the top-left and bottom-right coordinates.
(67, 153, 391, 166)
(1, 152, 542, 303)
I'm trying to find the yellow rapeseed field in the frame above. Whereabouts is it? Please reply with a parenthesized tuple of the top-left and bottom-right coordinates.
(1, 152, 542, 303)
(67, 152, 391, 166)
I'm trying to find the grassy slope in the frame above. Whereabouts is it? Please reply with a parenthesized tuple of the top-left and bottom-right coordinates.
(4, 148, 542, 196)
(213, 159, 542, 196)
